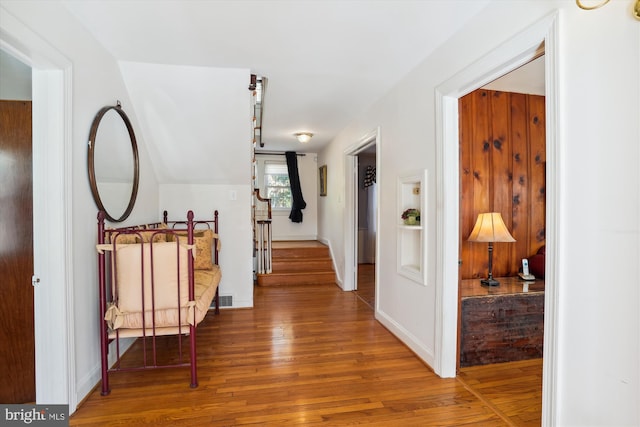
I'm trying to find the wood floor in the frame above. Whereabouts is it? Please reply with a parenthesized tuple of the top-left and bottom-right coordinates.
(70, 284, 541, 426)
(355, 263, 375, 308)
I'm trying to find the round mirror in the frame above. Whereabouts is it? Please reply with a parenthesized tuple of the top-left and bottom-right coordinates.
(88, 102, 139, 222)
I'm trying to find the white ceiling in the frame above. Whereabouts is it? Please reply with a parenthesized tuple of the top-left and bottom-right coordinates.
(64, 0, 496, 154)
(483, 55, 545, 96)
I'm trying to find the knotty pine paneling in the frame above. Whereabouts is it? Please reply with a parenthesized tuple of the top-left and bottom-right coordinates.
(469, 90, 492, 279)
(459, 89, 546, 280)
(489, 91, 516, 277)
(529, 95, 546, 251)
(459, 94, 474, 279)
(511, 93, 531, 261)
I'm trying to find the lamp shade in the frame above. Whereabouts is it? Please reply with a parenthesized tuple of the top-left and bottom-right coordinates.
(467, 212, 515, 243)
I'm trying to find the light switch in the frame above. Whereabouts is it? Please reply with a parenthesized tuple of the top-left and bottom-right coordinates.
(229, 190, 237, 201)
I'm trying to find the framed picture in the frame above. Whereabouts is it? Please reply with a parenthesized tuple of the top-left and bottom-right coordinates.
(319, 165, 327, 196)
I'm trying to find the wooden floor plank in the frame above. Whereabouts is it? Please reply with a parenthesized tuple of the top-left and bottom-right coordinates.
(70, 284, 541, 426)
(355, 263, 375, 308)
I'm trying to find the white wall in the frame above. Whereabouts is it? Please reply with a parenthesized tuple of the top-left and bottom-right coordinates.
(2, 0, 254, 408)
(0, 49, 31, 100)
(1, 0, 161, 408)
(118, 62, 251, 185)
(318, 1, 639, 425)
(255, 153, 318, 240)
(160, 184, 254, 308)
(557, 3, 639, 425)
(126, 61, 255, 308)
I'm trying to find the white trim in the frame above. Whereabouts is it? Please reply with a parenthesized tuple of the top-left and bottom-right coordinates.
(344, 128, 380, 293)
(1, 6, 75, 411)
(433, 95, 459, 377)
(343, 155, 357, 291)
(434, 10, 559, 425)
(32, 68, 75, 408)
(317, 237, 343, 288)
(540, 13, 560, 426)
(376, 309, 435, 366)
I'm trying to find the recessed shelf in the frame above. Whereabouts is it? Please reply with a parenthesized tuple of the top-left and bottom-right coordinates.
(397, 170, 427, 285)
(398, 225, 423, 230)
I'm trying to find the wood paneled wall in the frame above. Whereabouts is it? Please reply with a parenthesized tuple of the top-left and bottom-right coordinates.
(459, 89, 546, 280)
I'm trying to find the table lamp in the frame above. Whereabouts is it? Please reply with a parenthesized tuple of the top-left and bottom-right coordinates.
(467, 212, 515, 286)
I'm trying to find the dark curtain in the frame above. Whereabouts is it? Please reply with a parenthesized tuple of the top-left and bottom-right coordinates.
(285, 151, 306, 223)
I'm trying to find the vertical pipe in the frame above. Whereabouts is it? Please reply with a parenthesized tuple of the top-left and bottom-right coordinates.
(257, 224, 263, 274)
(267, 222, 272, 274)
(97, 211, 110, 396)
(187, 211, 198, 387)
(214, 211, 220, 314)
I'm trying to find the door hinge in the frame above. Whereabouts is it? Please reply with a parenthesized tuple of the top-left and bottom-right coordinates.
(32, 275, 40, 287)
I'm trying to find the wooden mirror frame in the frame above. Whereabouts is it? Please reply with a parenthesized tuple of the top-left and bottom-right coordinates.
(87, 102, 139, 222)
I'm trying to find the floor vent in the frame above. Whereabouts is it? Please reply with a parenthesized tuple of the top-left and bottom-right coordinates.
(218, 295, 233, 307)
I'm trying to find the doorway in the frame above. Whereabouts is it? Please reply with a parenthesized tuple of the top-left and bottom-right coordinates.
(344, 128, 379, 305)
(354, 146, 377, 308)
(457, 55, 546, 367)
(0, 97, 35, 403)
(434, 12, 559, 424)
(0, 11, 75, 408)
(456, 56, 547, 424)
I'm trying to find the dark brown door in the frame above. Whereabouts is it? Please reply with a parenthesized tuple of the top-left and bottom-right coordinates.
(0, 100, 35, 403)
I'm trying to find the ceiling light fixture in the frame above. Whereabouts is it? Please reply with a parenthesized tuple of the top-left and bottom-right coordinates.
(294, 132, 313, 144)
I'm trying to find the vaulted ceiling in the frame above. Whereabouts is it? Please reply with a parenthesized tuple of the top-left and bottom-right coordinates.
(64, 0, 495, 155)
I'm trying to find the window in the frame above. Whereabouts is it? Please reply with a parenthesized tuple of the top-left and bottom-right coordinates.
(264, 162, 291, 209)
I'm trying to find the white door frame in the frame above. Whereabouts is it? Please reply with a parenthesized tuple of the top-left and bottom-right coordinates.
(344, 128, 380, 297)
(1, 6, 76, 409)
(434, 12, 559, 425)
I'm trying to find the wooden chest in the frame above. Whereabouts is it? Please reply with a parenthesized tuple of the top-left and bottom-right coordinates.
(460, 277, 544, 367)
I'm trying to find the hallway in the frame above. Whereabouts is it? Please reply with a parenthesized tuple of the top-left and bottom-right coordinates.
(70, 284, 541, 426)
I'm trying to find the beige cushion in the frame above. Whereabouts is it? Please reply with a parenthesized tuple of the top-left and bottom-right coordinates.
(168, 229, 214, 270)
(115, 242, 190, 317)
(193, 267, 221, 315)
(136, 223, 168, 243)
(106, 264, 221, 337)
(109, 233, 138, 244)
(105, 223, 168, 244)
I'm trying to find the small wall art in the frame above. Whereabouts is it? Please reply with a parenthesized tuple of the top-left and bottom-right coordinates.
(319, 165, 327, 196)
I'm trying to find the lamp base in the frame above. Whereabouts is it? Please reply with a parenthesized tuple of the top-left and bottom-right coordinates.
(480, 278, 500, 286)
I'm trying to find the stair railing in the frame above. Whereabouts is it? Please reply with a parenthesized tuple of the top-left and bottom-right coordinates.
(253, 188, 272, 274)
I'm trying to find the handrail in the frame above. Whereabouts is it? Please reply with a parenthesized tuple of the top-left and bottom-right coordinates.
(253, 188, 272, 274)
(254, 188, 272, 219)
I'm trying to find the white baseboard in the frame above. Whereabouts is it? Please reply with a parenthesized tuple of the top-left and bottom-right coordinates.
(375, 308, 435, 369)
(75, 338, 135, 411)
(317, 237, 344, 288)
